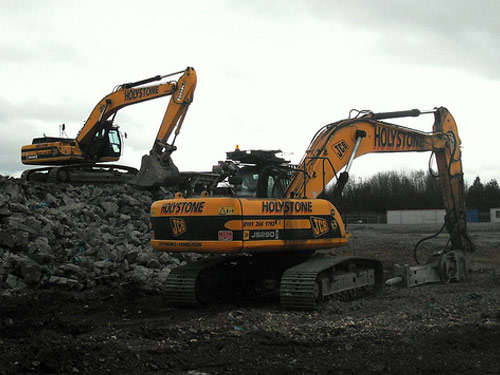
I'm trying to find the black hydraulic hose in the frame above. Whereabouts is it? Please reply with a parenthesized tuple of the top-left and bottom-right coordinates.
(413, 221, 447, 265)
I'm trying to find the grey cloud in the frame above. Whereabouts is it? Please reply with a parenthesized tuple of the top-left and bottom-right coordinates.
(0, 2, 81, 66)
(305, 1, 500, 78)
(232, 0, 500, 79)
(1, 34, 81, 69)
(0, 97, 87, 177)
(0, 97, 84, 125)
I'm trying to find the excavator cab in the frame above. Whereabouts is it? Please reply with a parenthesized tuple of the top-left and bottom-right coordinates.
(85, 123, 123, 161)
(232, 166, 259, 197)
(224, 149, 294, 198)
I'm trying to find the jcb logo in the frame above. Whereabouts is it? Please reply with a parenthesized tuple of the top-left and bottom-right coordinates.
(332, 140, 349, 159)
(170, 218, 187, 237)
(310, 217, 329, 238)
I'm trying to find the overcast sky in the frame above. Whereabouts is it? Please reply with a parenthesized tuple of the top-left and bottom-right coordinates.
(2, 0, 499, 185)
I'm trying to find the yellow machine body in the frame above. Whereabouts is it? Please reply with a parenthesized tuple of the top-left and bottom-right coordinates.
(150, 197, 348, 254)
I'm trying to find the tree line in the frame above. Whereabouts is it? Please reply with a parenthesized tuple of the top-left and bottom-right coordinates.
(333, 171, 500, 214)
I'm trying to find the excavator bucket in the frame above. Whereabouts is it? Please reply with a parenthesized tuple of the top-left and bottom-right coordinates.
(131, 152, 180, 188)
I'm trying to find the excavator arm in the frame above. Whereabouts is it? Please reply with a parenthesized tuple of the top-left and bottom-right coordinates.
(130, 68, 198, 188)
(153, 68, 197, 152)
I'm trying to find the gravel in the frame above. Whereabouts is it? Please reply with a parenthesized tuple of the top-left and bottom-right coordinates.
(1, 175, 500, 374)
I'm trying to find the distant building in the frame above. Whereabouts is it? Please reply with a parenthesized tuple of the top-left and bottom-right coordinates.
(387, 209, 446, 224)
(491, 208, 500, 223)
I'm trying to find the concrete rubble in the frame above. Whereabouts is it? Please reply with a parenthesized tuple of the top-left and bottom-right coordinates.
(0, 174, 200, 296)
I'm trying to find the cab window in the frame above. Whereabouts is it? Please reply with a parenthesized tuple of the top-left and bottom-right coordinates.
(107, 129, 122, 155)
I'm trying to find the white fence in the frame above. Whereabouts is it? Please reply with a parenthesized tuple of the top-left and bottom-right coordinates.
(387, 209, 446, 224)
(491, 208, 500, 223)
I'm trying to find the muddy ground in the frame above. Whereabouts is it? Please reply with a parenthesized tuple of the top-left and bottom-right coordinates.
(1, 223, 499, 375)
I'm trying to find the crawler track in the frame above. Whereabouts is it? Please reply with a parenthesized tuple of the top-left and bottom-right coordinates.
(165, 257, 232, 306)
(280, 256, 384, 310)
(21, 164, 138, 183)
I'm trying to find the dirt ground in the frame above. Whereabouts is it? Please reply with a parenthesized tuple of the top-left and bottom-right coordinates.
(1, 223, 499, 375)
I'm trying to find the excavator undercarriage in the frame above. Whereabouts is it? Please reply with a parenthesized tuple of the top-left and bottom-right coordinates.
(165, 252, 383, 310)
(21, 163, 139, 183)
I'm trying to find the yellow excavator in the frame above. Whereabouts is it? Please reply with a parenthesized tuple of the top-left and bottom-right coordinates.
(150, 107, 475, 309)
(21, 67, 199, 188)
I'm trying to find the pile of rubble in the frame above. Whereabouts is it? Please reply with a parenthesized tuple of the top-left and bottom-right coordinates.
(0, 175, 198, 296)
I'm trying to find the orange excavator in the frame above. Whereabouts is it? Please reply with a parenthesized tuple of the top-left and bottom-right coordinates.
(150, 107, 475, 309)
(21, 67, 199, 188)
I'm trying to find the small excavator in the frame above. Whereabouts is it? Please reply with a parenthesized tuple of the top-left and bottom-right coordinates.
(150, 107, 475, 310)
(20, 67, 216, 189)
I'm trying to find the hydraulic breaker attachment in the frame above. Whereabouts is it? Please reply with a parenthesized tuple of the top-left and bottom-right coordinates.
(386, 250, 471, 287)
